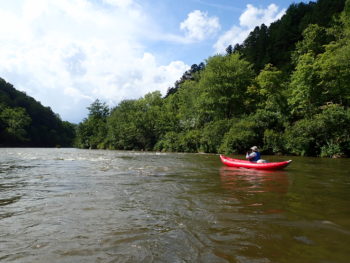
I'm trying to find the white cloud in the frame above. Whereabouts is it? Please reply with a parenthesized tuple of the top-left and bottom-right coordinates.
(180, 10, 220, 42)
(214, 4, 286, 53)
(0, 0, 189, 123)
(240, 4, 285, 28)
(102, 0, 133, 8)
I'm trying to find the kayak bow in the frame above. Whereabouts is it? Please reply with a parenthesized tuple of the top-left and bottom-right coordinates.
(220, 155, 292, 170)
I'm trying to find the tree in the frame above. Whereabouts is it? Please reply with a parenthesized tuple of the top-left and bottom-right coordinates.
(197, 54, 255, 122)
(248, 64, 288, 114)
(0, 107, 31, 144)
(289, 5, 350, 119)
(107, 92, 164, 150)
(225, 45, 233, 55)
(284, 104, 350, 156)
(288, 53, 320, 118)
(87, 99, 109, 119)
(165, 63, 205, 97)
(200, 120, 233, 153)
(219, 118, 259, 154)
(315, 40, 350, 107)
(292, 24, 331, 63)
(241, 24, 269, 72)
(75, 99, 109, 149)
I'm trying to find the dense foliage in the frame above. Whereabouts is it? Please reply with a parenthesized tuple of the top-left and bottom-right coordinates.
(0, 78, 76, 147)
(75, 0, 350, 157)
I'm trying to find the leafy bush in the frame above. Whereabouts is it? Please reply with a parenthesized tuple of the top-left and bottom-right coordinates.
(154, 132, 181, 152)
(178, 130, 201, 152)
(284, 104, 350, 156)
(200, 120, 233, 153)
(320, 143, 343, 158)
(219, 119, 259, 154)
(263, 129, 285, 154)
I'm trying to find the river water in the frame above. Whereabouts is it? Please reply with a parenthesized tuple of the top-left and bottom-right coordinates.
(0, 148, 349, 263)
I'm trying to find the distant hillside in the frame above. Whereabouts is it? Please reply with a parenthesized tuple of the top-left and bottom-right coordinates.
(0, 78, 75, 147)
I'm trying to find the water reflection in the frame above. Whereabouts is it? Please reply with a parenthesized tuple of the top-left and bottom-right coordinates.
(219, 166, 290, 215)
(0, 195, 21, 206)
(219, 166, 289, 193)
(0, 163, 29, 221)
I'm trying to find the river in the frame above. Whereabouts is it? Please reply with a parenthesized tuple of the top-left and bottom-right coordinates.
(0, 148, 349, 263)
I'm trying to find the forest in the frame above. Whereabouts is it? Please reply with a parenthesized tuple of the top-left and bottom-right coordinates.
(0, 78, 75, 147)
(75, 0, 350, 157)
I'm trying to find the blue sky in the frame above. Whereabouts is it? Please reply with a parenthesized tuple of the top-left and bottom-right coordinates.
(0, 0, 307, 123)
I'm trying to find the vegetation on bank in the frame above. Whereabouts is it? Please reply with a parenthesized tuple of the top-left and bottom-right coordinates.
(0, 79, 76, 147)
(75, 0, 350, 157)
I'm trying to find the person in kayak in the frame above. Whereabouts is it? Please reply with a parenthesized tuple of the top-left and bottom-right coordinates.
(246, 146, 261, 162)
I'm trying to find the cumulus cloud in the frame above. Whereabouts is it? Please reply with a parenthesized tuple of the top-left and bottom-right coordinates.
(0, 0, 189, 122)
(214, 4, 285, 53)
(180, 10, 220, 42)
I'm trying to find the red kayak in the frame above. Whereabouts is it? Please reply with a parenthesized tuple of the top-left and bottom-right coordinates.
(220, 155, 292, 170)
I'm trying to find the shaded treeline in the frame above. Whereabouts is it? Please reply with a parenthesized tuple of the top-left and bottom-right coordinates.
(0, 78, 75, 147)
(76, 0, 350, 157)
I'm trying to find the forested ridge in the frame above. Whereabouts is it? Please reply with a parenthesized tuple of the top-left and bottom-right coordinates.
(0, 78, 76, 147)
(79, 0, 349, 157)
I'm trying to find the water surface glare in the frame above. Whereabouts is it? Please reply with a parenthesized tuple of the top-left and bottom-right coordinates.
(1, 148, 349, 262)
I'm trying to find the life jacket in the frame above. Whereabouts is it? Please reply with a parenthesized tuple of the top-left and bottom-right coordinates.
(251, 151, 261, 162)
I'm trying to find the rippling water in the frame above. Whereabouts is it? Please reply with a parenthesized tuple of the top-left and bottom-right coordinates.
(1, 148, 349, 263)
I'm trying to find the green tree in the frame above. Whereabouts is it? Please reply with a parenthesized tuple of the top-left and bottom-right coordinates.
(135, 91, 164, 150)
(288, 53, 320, 118)
(219, 118, 258, 154)
(87, 99, 109, 119)
(197, 54, 254, 122)
(314, 38, 350, 107)
(248, 64, 288, 114)
(289, 5, 350, 119)
(284, 104, 350, 156)
(292, 24, 331, 62)
(175, 78, 201, 130)
(107, 91, 164, 150)
(154, 131, 181, 152)
(241, 24, 269, 72)
(76, 99, 109, 149)
(200, 119, 233, 153)
(0, 107, 31, 144)
(107, 100, 138, 150)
